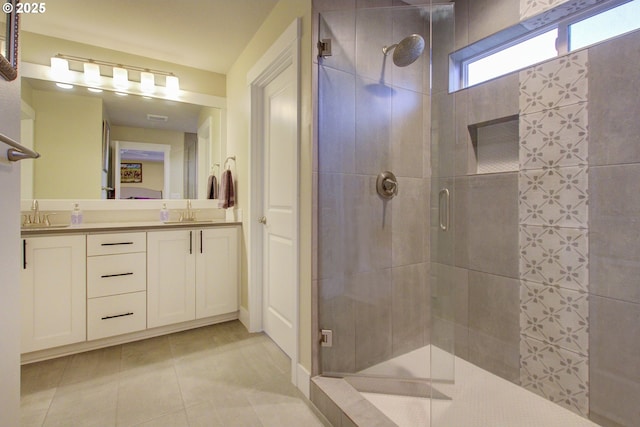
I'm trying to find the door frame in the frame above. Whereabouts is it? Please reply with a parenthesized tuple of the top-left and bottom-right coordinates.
(113, 140, 171, 199)
(247, 18, 301, 383)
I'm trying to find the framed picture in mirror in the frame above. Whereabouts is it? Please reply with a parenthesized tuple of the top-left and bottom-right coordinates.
(121, 163, 142, 183)
(0, 0, 18, 81)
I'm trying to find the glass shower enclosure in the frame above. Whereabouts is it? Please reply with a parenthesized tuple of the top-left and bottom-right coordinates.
(316, 2, 456, 425)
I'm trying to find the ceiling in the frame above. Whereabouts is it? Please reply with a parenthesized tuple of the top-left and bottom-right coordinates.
(20, 0, 280, 75)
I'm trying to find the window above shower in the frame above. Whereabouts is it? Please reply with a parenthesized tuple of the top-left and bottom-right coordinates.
(450, 0, 640, 91)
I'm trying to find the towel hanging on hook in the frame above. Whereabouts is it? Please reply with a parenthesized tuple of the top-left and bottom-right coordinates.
(220, 168, 235, 208)
(207, 174, 218, 199)
(224, 155, 236, 171)
(207, 163, 220, 199)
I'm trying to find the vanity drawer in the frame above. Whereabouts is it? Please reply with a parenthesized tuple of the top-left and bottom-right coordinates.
(87, 232, 146, 256)
(87, 252, 146, 298)
(87, 291, 146, 340)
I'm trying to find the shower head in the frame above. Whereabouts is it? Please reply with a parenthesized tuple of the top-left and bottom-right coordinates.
(382, 34, 425, 67)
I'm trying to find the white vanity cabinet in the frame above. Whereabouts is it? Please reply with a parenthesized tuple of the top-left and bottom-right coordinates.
(147, 227, 239, 328)
(147, 229, 196, 327)
(21, 235, 86, 353)
(196, 227, 239, 318)
(86, 233, 147, 340)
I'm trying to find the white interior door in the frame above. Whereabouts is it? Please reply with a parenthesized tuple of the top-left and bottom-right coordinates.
(261, 62, 298, 359)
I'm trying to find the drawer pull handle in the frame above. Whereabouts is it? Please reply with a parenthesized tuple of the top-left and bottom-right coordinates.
(100, 272, 134, 278)
(101, 242, 134, 246)
(101, 312, 134, 320)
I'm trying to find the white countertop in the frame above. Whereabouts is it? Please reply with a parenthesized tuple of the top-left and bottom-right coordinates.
(21, 219, 242, 236)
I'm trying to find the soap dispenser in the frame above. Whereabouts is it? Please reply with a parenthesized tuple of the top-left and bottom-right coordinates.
(160, 203, 170, 222)
(70, 202, 83, 226)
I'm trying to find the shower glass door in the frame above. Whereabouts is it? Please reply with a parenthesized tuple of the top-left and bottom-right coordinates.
(429, 4, 456, 425)
(317, 2, 455, 425)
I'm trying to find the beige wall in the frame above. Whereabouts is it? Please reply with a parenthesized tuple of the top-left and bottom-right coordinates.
(226, 0, 313, 371)
(21, 32, 226, 97)
(21, 76, 34, 106)
(110, 126, 184, 198)
(31, 89, 103, 199)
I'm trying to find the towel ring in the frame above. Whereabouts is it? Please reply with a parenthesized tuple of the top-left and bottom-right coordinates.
(224, 156, 236, 170)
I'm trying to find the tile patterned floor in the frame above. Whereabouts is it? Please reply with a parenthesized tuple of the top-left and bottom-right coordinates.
(21, 320, 328, 427)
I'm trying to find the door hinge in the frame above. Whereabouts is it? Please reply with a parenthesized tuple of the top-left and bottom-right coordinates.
(318, 38, 332, 58)
(320, 329, 333, 347)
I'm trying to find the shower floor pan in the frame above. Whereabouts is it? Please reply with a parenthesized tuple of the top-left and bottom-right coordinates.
(312, 345, 600, 427)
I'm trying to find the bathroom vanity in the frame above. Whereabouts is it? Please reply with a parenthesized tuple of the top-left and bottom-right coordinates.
(20, 219, 240, 362)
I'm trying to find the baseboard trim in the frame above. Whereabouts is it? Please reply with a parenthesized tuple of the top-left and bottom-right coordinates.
(239, 306, 250, 331)
(297, 363, 311, 398)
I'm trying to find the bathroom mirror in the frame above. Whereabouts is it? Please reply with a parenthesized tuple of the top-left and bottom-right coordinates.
(20, 76, 223, 200)
(0, 0, 19, 81)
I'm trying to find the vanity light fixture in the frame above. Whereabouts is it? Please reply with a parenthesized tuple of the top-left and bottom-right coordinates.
(112, 67, 129, 89)
(55, 83, 73, 89)
(165, 75, 180, 96)
(140, 71, 155, 93)
(87, 87, 103, 93)
(83, 62, 100, 84)
(115, 92, 128, 96)
(50, 54, 180, 96)
(50, 57, 70, 81)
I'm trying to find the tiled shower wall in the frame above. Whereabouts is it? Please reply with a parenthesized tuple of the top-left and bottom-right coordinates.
(313, 0, 639, 426)
(452, 0, 640, 425)
(314, 1, 432, 374)
(518, 51, 590, 416)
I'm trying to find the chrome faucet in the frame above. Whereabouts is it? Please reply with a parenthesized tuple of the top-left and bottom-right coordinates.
(179, 199, 197, 222)
(23, 199, 51, 226)
(31, 199, 40, 223)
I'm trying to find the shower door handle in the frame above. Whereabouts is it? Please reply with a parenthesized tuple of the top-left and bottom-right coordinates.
(439, 188, 450, 231)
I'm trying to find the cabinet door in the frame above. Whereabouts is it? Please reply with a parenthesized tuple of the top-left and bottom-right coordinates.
(21, 235, 86, 353)
(147, 230, 196, 328)
(196, 227, 239, 318)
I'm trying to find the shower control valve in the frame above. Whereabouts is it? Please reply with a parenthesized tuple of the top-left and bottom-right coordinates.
(376, 171, 399, 200)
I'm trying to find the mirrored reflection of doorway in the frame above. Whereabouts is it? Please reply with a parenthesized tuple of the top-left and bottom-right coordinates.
(183, 132, 198, 200)
(113, 140, 171, 199)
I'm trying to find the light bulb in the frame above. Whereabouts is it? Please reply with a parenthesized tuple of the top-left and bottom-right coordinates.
(140, 71, 155, 93)
(113, 67, 129, 89)
(165, 75, 179, 96)
(83, 62, 101, 84)
(50, 57, 70, 81)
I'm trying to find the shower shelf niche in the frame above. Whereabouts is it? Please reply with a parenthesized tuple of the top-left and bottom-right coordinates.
(469, 115, 519, 175)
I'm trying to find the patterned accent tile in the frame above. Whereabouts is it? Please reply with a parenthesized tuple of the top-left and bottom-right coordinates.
(519, 225, 588, 292)
(520, 280, 588, 355)
(519, 166, 588, 228)
(519, 51, 588, 115)
(520, 103, 588, 170)
(520, 0, 604, 26)
(520, 335, 589, 416)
